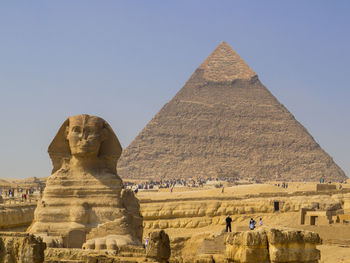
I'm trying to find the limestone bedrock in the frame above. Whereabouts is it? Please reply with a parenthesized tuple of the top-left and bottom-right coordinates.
(27, 114, 143, 248)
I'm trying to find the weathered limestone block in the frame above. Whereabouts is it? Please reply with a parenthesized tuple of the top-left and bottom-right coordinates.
(225, 228, 321, 263)
(0, 232, 46, 263)
(267, 228, 321, 263)
(28, 115, 143, 249)
(146, 230, 171, 262)
(225, 229, 269, 263)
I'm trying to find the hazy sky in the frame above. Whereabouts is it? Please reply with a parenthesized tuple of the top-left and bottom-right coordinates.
(0, 1, 349, 179)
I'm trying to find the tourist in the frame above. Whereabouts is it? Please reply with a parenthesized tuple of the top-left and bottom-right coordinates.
(249, 218, 256, 230)
(144, 234, 149, 249)
(259, 218, 263, 227)
(225, 215, 232, 232)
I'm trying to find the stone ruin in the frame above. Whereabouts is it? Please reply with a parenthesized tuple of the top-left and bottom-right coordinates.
(299, 192, 350, 226)
(224, 228, 322, 263)
(27, 114, 143, 249)
(146, 230, 171, 262)
(334, 192, 350, 224)
(0, 228, 320, 263)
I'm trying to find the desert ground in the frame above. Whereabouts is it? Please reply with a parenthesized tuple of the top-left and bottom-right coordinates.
(137, 182, 350, 263)
(1, 178, 350, 262)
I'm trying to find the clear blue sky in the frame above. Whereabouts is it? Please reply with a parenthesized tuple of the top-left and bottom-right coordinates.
(0, 1, 349, 179)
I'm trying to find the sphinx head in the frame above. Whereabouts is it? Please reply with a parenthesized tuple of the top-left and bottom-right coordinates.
(48, 114, 122, 173)
(66, 115, 106, 158)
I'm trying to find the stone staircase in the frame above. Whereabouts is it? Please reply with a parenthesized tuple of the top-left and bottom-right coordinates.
(197, 233, 226, 255)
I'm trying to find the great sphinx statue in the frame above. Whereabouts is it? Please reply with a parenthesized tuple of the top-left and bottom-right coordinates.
(27, 114, 143, 249)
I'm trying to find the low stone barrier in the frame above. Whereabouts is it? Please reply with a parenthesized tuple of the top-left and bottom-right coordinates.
(0, 204, 36, 229)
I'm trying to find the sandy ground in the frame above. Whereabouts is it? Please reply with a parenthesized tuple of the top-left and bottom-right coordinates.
(138, 181, 348, 200)
(318, 245, 350, 263)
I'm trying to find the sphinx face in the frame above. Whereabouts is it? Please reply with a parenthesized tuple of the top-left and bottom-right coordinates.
(66, 115, 105, 158)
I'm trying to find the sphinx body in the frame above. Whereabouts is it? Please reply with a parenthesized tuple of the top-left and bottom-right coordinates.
(27, 114, 142, 248)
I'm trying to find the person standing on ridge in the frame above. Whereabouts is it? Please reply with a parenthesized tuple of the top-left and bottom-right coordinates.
(225, 215, 232, 232)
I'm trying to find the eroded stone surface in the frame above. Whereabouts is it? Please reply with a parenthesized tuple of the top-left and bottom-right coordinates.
(146, 230, 171, 262)
(0, 232, 46, 263)
(27, 115, 142, 248)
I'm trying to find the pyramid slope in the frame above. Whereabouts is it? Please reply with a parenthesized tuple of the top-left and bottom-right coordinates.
(118, 43, 346, 182)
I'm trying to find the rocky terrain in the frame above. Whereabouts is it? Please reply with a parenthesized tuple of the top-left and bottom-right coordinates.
(0, 182, 350, 262)
(0, 228, 322, 263)
(225, 228, 321, 263)
(0, 232, 46, 263)
(118, 42, 346, 182)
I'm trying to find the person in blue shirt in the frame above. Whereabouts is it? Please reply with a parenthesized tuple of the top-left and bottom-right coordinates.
(249, 218, 256, 230)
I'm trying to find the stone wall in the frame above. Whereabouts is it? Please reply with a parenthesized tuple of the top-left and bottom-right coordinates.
(141, 194, 342, 230)
(316, 184, 337, 192)
(0, 204, 36, 229)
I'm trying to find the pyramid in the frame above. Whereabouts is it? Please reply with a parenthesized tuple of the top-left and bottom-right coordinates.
(117, 42, 347, 182)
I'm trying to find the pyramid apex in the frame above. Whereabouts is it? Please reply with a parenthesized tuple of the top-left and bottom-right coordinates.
(218, 41, 230, 46)
(198, 42, 256, 82)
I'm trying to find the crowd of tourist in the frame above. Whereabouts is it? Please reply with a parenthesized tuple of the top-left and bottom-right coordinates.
(124, 176, 241, 192)
(0, 185, 44, 203)
(274, 182, 288, 188)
